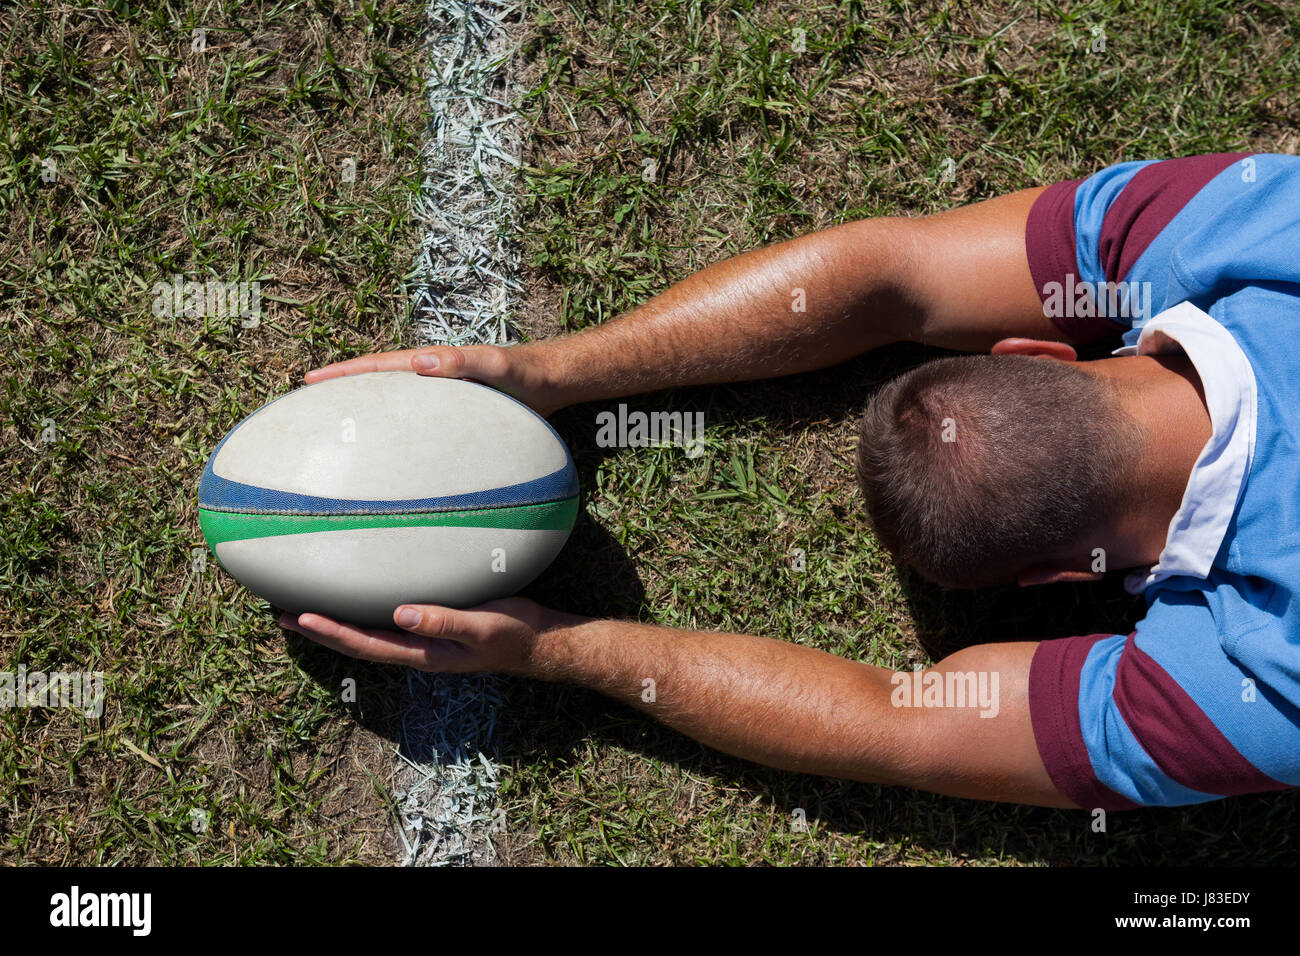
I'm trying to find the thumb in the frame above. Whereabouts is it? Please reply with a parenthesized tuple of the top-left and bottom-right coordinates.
(393, 603, 493, 641)
(409, 344, 510, 384)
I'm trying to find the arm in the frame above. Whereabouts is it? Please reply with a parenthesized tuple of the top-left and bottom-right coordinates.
(528, 618, 1069, 806)
(283, 601, 1073, 808)
(307, 188, 1062, 414)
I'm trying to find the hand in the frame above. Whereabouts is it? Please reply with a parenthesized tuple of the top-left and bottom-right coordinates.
(279, 597, 575, 675)
(304, 343, 558, 416)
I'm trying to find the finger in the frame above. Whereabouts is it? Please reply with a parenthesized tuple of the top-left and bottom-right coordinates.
(304, 349, 425, 384)
(282, 612, 468, 670)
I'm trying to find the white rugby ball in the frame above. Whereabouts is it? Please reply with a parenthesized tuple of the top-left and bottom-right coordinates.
(198, 372, 578, 627)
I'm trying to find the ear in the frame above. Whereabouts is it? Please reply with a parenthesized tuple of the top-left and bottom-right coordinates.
(991, 338, 1079, 362)
(1017, 566, 1105, 587)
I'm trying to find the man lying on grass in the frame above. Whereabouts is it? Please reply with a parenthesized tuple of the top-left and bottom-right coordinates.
(284, 151, 1300, 811)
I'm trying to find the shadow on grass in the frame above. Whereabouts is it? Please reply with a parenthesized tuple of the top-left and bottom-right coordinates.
(901, 570, 1147, 660)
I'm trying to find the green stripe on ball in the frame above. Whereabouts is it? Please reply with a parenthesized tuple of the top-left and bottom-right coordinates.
(200, 496, 579, 545)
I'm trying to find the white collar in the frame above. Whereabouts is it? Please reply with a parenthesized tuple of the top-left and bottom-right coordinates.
(1112, 301, 1258, 594)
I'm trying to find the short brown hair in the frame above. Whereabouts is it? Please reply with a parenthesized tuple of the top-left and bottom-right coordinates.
(856, 354, 1140, 588)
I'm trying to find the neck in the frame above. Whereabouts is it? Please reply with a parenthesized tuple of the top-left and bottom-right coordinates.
(1095, 352, 1213, 568)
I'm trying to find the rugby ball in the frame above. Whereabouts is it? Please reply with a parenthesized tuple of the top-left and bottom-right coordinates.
(198, 372, 578, 627)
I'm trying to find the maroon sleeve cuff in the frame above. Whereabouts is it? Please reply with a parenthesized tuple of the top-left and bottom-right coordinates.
(1029, 634, 1140, 812)
(1024, 178, 1123, 344)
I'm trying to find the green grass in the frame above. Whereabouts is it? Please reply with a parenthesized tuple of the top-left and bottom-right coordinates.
(1, 0, 425, 864)
(4, 0, 1300, 866)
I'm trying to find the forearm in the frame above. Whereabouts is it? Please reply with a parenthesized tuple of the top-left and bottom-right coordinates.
(522, 218, 918, 409)
(522, 615, 1070, 807)
(527, 615, 897, 777)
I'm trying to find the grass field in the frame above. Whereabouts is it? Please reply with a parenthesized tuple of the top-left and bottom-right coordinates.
(4, 0, 1300, 865)
(2, 0, 424, 864)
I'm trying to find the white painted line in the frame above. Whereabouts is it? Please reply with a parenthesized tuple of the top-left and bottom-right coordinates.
(396, 0, 524, 867)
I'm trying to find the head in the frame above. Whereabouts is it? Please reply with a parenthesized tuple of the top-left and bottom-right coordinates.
(856, 351, 1143, 589)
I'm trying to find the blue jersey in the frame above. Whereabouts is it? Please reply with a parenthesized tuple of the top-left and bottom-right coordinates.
(1025, 153, 1300, 808)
